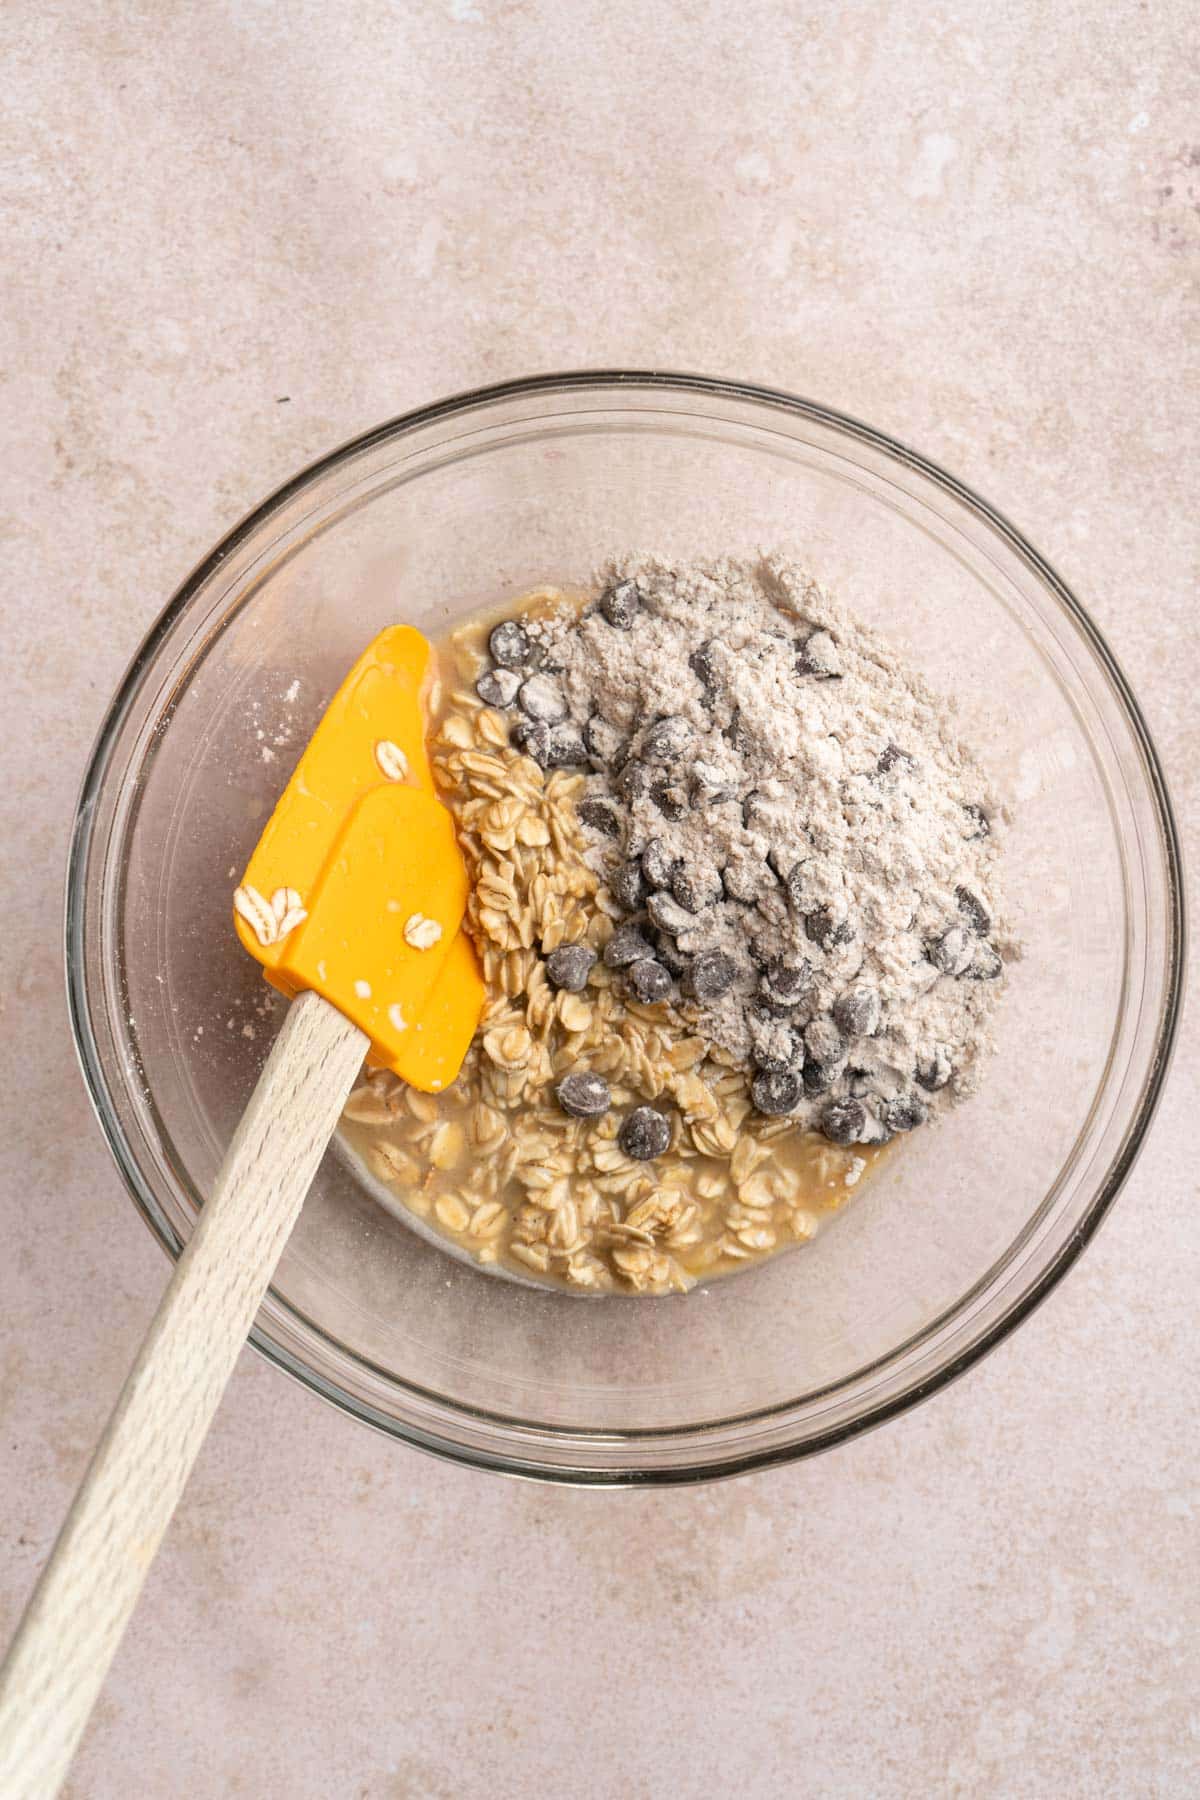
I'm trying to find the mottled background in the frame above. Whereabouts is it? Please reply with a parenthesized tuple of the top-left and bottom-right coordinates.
(2, 3, 1197, 1795)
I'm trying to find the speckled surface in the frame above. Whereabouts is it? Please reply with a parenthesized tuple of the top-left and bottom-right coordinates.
(2, 4, 1198, 1795)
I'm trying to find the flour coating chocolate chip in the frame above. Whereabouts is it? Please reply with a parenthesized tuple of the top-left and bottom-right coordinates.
(576, 798, 620, 837)
(476, 668, 521, 708)
(928, 924, 975, 976)
(489, 621, 535, 669)
(599, 579, 642, 629)
(583, 714, 624, 767)
(546, 723, 587, 767)
(955, 885, 991, 935)
(650, 780, 688, 820)
(685, 949, 737, 1002)
(760, 957, 813, 1011)
(885, 1092, 928, 1133)
(751, 1068, 802, 1116)
(628, 958, 673, 1003)
(544, 944, 596, 991)
(832, 985, 881, 1037)
(518, 673, 568, 723)
(641, 715, 692, 762)
(511, 718, 551, 765)
(610, 860, 646, 912)
(915, 1044, 953, 1090)
(619, 1106, 671, 1160)
(603, 921, 654, 968)
(671, 863, 722, 913)
(646, 891, 695, 935)
(641, 838, 677, 890)
(555, 1072, 612, 1118)
(820, 1098, 867, 1145)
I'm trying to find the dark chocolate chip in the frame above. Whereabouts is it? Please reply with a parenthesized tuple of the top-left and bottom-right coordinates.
(604, 921, 654, 969)
(583, 715, 624, 767)
(476, 668, 521, 708)
(688, 638, 721, 687)
(805, 906, 855, 951)
(650, 780, 688, 820)
(544, 944, 596, 992)
(518, 673, 568, 723)
(915, 1044, 953, 1091)
(820, 1098, 867, 1146)
(884, 1092, 929, 1133)
(599, 579, 642, 630)
(671, 863, 722, 913)
(610, 861, 646, 912)
(641, 715, 692, 762)
(751, 1068, 803, 1116)
(653, 932, 689, 977)
(488, 621, 535, 670)
(546, 723, 588, 767)
(955, 885, 991, 935)
(641, 838, 677, 890)
(576, 798, 621, 838)
(628, 958, 673, 1003)
(511, 718, 551, 766)
(616, 760, 650, 803)
(722, 854, 771, 905)
(804, 1018, 846, 1067)
(967, 941, 1003, 981)
(760, 957, 814, 1011)
(876, 743, 917, 777)
(691, 760, 736, 805)
(748, 1007, 802, 1072)
(795, 629, 841, 678)
(832, 985, 881, 1037)
(962, 802, 991, 840)
(556, 1072, 612, 1119)
(927, 924, 975, 976)
(685, 949, 737, 1002)
(646, 891, 695, 935)
(619, 1106, 671, 1160)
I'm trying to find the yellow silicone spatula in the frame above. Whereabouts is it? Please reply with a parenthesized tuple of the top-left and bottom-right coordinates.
(0, 628, 484, 1799)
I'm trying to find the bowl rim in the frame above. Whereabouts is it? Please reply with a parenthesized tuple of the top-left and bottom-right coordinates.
(65, 368, 1188, 1484)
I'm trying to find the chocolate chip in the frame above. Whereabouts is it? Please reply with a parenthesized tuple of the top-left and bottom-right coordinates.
(722, 853, 773, 905)
(691, 760, 735, 805)
(832, 985, 881, 1037)
(795, 629, 841, 678)
(804, 1018, 846, 1066)
(685, 949, 737, 1002)
(641, 715, 692, 762)
(751, 1068, 803, 1117)
(641, 838, 677, 890)
(576, 798, 621, 837)
(820, 1098, 867, 1146)
(650, 780, 688, 820)
(583, 714, 624, 767)
(475, 668, 521, 708)
(805, 906, 855, 951)
(511, 718, 551, 766)
(646, 891, 695, 935)
(488, 621, 535, 669)
(688, 638, 722, 687)
(748, 1007, 801, 1072)
(653, 932, 689, 977)
(955, 885, 991, 935)
(599, 579, 642, 629)
(556, 1072, 612, 1118)
(616, 760, 649, 803)
(876, 743, 917, 777)
(619, 1106, 671, 1160)
(760, 957, 813, 1011)
(518, 673, 568, 723)
(885, 1092, 928, 1133)
(967, 941, 1003, 981)
(546, 723, 587, 767)
(671, 863, 722, 913)
(962, 802, 990, 840)
(545, 944, 597, 992)
(628, 958, 673, 1003)
(603, 921, 654, 969)
(928, 924, 975, 976)
(610, 861, 646, 912)
(915, 1044, 953, 1091)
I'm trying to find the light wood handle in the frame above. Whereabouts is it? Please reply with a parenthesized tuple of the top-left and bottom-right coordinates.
(0, 991, 367, 1800)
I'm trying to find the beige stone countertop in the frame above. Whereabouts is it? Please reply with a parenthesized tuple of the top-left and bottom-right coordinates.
(2, 3, 1197, 1795)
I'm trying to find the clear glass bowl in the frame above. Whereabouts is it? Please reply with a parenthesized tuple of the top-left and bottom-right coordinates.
(66, 373, 1185, 1484)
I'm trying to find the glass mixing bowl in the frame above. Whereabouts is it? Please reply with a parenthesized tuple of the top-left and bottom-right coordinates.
(66, 373, 1185, 1483)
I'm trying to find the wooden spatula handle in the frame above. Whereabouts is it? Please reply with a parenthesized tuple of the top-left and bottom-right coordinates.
(0, 991, 367, 1800)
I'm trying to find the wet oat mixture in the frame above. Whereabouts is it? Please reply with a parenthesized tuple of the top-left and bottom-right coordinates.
(341, 558, 1010, 1295)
